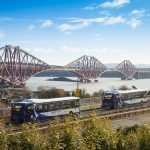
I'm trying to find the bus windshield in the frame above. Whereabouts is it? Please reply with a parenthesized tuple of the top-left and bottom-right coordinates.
(12, 103, 23, 112)
(104, 94, 113, 100)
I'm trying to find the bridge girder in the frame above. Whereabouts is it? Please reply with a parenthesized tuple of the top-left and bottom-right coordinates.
(0, 45, 53, 84)
(0, 45, 139, 85)
(115, 60, 137, 78)
(65, 55, 108, 80)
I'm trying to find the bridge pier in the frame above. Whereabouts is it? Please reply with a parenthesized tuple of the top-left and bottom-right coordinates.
(121, 77, 133, 80)
(80, 79, 99, 83)
(80, 79, 91, 83)
(94, 80, 98, 82)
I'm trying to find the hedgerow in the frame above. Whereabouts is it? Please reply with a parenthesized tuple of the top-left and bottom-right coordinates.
(0, 114, 150, 150)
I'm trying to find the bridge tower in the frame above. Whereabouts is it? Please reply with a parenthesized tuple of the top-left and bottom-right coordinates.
(65, 55, 108, 82)
(0, 45, 53, 85)
(115, 60, 137, 80)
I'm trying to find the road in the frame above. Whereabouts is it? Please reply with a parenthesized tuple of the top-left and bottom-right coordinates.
(111, 113, 150, 129)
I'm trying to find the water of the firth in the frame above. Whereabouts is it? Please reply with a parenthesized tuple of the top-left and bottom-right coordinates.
(26, 77, 150, 94)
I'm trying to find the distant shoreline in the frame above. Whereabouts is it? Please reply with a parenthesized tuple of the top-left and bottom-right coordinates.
(46, 77, 78, 82)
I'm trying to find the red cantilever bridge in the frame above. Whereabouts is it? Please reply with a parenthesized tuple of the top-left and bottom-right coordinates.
(0, 45, 149, 85)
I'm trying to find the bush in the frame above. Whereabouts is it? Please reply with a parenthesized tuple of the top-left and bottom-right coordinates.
(37, 87, 65, 98)
(46, 118, 64, 150)
(92, 90, 104, 98)
(0, 122, 8, 150)
(1, 114, 150, 149)
(62, 117, 86, 150)
(118, 85, 130, 91)
(19, 123, 46, 150)
(82, 113, 117, 150)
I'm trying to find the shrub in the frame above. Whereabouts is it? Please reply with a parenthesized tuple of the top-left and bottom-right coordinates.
(82, 113, 117, 150)
(0, 121, 8, 150)
(46, 118, 64, 150)
(19, 123, 46, 150)
(62, 117, 87, 150)
(37, 87, 65, 98)
(1, 114, 150, 150)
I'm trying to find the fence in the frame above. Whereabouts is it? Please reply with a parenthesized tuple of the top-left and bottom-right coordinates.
(80, 97, 102, 110)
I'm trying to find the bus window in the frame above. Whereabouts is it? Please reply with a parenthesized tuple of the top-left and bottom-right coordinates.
(68, 100, 74, 108)
(104, 94, 113, 100)
(13, 105, 22, 112)
(54, 102, 61, 110)
(49, 103, 55, 111)
(42, 104, 48, 112)
(37, 104, 43, 112)
(75, 99, 80, 107)
(60, 100, 75, 109)
(27, 105, 34, 110)
(60, 101, 68, 109)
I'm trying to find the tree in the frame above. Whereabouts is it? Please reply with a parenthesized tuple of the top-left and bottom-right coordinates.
(118, 85, 130, 91)
(92, 90, 104, 97)
(37, 87, 65, 98)
(80, 88, 91, 98)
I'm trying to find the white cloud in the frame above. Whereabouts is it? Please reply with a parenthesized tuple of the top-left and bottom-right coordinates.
(0, 30, 5, 38)
(41, 20, 53, 28)
(60, 45, 124, 54)
(100, 11, 110, 16)
(58, 8, 148, 31)
(58, 22, 90, 31)
(27, 24, 36, 31)
(101, 0, 130, 8)
(23, 47, 54, 65)
(58, 16, 126, 31)
(104, 16, 125, 24)
(127, 9, 147, 28)
(130, 9, 146, 18)
(127, 18, 142, 28)
(31, 47, 53, 53)
(60, 45, 82, 53)
(83, 6, 95, 10)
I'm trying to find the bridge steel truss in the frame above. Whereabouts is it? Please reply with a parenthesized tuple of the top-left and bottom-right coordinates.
(115, 60, 137, 78)
(0, 45, 52, 84)
(65, 55, 108, 80)
(0, 45, 139, 85)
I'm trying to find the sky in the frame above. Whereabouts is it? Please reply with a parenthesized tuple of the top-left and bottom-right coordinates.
(0, 0, 150, 65)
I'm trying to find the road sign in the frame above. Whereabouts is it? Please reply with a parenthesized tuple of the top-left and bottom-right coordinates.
(75, 88, 81, 97)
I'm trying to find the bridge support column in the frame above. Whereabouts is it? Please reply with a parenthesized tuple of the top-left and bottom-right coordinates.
(80, 79, 94, 83)
(94, 80, 98, 82)
(121, 77, 133, 80)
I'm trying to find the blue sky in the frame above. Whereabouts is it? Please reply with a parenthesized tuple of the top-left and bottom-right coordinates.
(0, 0, 150, 65)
